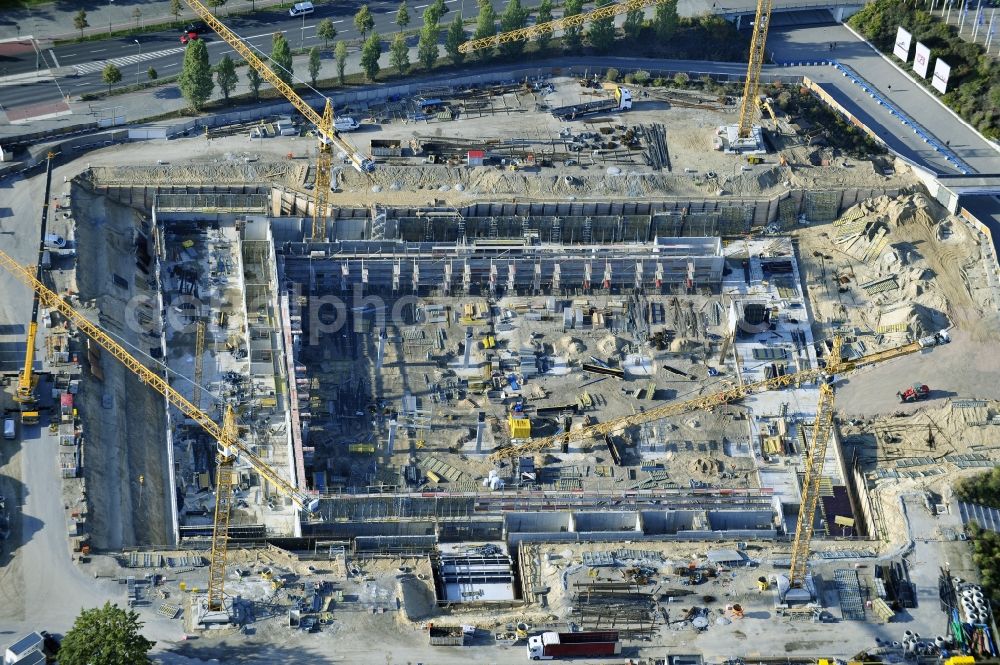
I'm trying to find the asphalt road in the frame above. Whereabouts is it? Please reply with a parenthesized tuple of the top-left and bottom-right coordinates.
(0, 0, 854, 110)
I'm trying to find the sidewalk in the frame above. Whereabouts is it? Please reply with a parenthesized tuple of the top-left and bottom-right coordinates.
(0, 0, 289, 43)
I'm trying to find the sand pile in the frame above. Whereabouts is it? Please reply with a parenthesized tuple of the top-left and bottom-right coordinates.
(597, 334, 624, 356)
(556, 335, 586, 358)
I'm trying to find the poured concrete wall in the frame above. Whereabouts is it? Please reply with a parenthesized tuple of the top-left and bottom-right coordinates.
(640, 510, 701, 535)
(574, 511, 641, 533)
(505, 511, 572, 534)
(707, 510, 774, 531)
(307, 520, 437, 538)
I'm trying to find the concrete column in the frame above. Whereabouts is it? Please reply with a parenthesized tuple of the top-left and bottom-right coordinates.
(476, 411, 486, 453)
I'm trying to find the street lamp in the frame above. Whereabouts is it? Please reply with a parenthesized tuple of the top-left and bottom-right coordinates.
(134, 39, 141, 85)
(300, 12, 306, 49)
(109, 0, 114, 35)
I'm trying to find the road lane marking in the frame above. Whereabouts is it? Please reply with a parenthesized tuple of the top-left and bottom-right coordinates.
(48, 49, 60, 67)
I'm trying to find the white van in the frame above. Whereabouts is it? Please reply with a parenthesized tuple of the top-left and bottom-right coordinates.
(289, 2, 315, 16)
(4, 417, 15, 440)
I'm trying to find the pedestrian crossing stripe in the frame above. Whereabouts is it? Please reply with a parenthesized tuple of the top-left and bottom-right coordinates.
(74, 46, 186, 75)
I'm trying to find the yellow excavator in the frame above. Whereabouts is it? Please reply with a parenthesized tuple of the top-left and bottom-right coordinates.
(13, 152, 57, 425)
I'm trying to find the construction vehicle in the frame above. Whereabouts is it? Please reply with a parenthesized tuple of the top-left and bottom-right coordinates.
(549, 87, 633, 120)
(14, 152, 57, 426)
(527, 631, 621, 659)
(181, 0, 373, 241)
(897, 383, 931, 403)
(0, 246, 319, 617)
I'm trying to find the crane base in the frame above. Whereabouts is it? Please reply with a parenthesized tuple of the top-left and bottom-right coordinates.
(192, 594, 233, 628)
(720, 125, 766, 155)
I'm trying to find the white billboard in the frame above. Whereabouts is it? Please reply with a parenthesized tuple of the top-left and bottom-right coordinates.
(932, 58, 951, 93)
(893, 26, 912, 61)
(913, 41, 931, 78)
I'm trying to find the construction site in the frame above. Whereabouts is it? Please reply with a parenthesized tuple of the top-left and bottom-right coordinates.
(1, 0, 1000, 663)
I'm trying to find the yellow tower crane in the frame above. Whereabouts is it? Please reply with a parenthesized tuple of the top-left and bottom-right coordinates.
(182, 0, 374, 241)
(490, 335, 936, 590)
(14, 151, 58, 425)
(459, 0, 670, 54)
(0, 246, 319, 615)
(736, 0, 774, 140)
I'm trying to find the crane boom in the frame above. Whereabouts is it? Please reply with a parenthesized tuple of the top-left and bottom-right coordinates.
(459, 0, 667, 53)
(182, 0, 374, 176)
(0, 246, 318, 613)
(0, 249, 313, 504)
(488, 367, 823, 462)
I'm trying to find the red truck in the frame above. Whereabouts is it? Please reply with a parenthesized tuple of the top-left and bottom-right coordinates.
(897, 383, 930, 403)
(526, 631, 621, 660)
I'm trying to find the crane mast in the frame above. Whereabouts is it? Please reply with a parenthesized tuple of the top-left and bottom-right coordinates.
(736, 0, 773, 139)
(14, 151, 56, 425)
(181, 0, 374, 240)
(0, 246, 318, 615)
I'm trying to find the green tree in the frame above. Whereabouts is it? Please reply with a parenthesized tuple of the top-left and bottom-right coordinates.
(317, 18, 337, 48)
(472, 0, 497, 60)
(147, 66, 158, 80)
(73, 9, 89, 38)
(206, 0, 227, 12)
(444, 13, 466, 65)
(535, 0, 553, 50)
(270, 32, 293, 88)
(561, 0, 584, 52)
(58, 602, 154, 665)
(498, 0, 528, 57)
(170, 0, 183, 23)
(101, 62, 121, 93)
(308, 46, 322, 85)
(427, 0, 448, 24)
(417, 16, 439, 69)
(587, 0, 615, 52)
(354, 5, 375, 40)
(179, 38, 214, 110)
(215, 54, 238, 101)
(390, 32, 410, 74)
(248, 67, 263, 100)
(623, 7, 643, 41)
(334, 40, 349, 84)
(360, 31, 382, 81)
(653, 0, 678, 41)
(395, 1, 410, 31)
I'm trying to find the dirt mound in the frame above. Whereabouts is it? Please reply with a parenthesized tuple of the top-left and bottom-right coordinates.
(597, 334, 624, 356)
(556, 335, 586, 357)
(689, 457, 722, 476)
